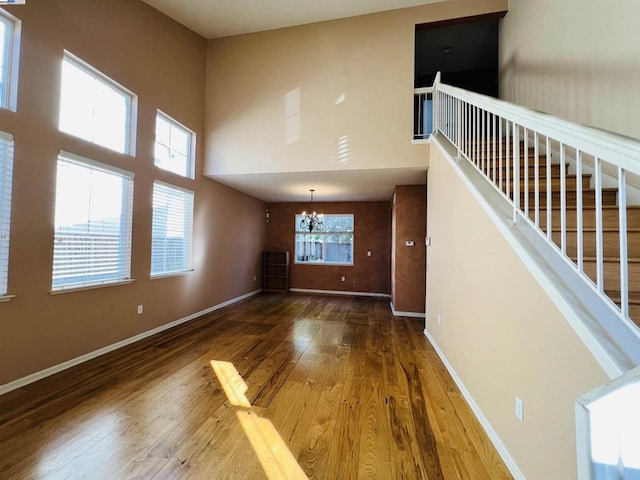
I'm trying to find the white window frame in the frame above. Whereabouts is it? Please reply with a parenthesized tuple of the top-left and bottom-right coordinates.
(59, 51, 137, 155)
(154, 110, 195, 179)
(294, 213, 354, 266)
(0, 7, 21, 111)
(51, 151, 135, 292)
(0, 130, 14, 299)
(150, 181, 194, 278)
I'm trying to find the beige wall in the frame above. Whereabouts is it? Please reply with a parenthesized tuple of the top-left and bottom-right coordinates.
(204, 0, 508, 178)
(500, 0, 640, 140)
(0, 0, 265, 386)
(392, 185, 426, 313)
(426, 142, 609, 478)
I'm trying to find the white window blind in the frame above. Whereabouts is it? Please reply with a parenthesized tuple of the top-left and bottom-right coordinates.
(0, 131, 14, 296)
(154, 111, 194, 178)
(52, 152, 134, 291)
(151, 182, 194, 276)
(59, 52, 135, 154)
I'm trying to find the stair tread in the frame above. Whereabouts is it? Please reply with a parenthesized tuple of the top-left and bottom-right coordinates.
(553, 228, 640, 232)
(546, 205, 640, 211)
(607, 291, 640, 304)
(517, 174, 590, 179)
(580, 256, 640, 263)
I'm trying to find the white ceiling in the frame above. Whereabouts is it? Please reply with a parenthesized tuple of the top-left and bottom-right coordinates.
(141, 0, 441, 39)
(211, 168, 427, 203)
(142, 0, 434, 202)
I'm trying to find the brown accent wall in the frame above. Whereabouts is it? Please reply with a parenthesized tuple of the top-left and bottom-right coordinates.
(265, 202, 391, 294)
(392, 185, 427, 313)
(0, 0, 265, 386)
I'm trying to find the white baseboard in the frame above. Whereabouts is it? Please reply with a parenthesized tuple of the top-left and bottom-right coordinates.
(289, 288, 391, 298)
(390, 301, 426, 318)
(0, 289, 262, 396)
(423, 328, 526, 480)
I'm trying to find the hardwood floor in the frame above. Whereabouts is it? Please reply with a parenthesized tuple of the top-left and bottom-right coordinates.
(0, 294, 512, 479)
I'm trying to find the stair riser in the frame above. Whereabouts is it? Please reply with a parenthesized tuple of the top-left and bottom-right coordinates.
(470, 152, 549, 162)
(535, 209, 640, 230)
(514, 190, 618, 207)
(498, 176, 591, 192)
(552, 231, 640, 258)
(629, 304, 640, 328)
(582, 261, 640, 294)
(476, 160, 569, 171)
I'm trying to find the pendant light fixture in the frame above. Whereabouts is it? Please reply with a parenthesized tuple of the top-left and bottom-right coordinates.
(299, 189, 324, 232)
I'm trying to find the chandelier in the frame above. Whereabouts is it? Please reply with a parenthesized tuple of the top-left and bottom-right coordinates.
(299, 189, 324, 232)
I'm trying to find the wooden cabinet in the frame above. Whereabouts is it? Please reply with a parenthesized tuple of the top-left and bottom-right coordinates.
(262, 251, 290, 293)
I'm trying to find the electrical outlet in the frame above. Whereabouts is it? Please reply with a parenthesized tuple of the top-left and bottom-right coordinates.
(137, 305, 143, 315)
(515, 396, 524, 422)
(437, 313, 441, 325)
(253, 275, 256, 281)
(367, 250, 372, 257)
(341, 276, 345, 282)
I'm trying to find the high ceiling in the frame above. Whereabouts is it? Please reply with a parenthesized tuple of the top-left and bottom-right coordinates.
(141, 0, 439, 202)
(140, 0, 442, 39)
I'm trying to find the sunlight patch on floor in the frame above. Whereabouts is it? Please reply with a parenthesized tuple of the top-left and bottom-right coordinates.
(211, 359, 309, 479)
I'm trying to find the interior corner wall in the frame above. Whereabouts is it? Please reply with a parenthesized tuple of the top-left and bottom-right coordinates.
(500, 0, 640, 140)
(265, 202, 391, 294)
(0, 0, 266, 387)
(425, 142, 608, 478)
(392, 185, 426, 313)
(204, 0, 508, 178)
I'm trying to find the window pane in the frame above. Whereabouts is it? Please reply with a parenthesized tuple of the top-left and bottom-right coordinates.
(295, 214, 354, 265)
(151, 182, 194, 276)
(0, 131, 14, 295)
(154, 112, 194, 178)
(59, 53, 134, 155)
(52, 154, 134, 290)
(171, 126, 189, 156)
(0, 20, 6, 105)
(0, 10, 19, 110)
(156, 116, 171, 146)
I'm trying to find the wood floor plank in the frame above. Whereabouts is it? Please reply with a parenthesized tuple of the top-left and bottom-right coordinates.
(296, 346, 350, 479)
(0, 294, 513, 480)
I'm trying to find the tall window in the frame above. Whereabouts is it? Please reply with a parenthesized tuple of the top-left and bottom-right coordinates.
(52, 152, 134, 291)
(151, 182, 194, 277)
(295, 214, 354, 265)
(0, 8, 20, 111)
(0, 131, 14, 296)
(59, 52, 136, 155)
(154, 111, 194, 178)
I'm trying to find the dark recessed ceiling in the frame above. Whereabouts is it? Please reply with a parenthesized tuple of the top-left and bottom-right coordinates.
(415, 19, 498, 85)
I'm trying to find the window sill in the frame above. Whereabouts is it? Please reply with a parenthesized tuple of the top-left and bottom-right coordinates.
(50, 278, 135, 295)
(0, 294, 15, 303)
(294, 262, 354, 267)
(150, 269, 194, 280)
(411, 138, 431, 145)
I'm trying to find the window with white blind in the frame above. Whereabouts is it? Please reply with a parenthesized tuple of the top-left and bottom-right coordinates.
(295, 214, 354, 265)
(151, 182, 194, 277)
(0, 131, 14, 297)
(154, 111, 194, 178)
(52, 152, 134, 291)
(0, 8, 20, 111)
(59, 52, 136, 155)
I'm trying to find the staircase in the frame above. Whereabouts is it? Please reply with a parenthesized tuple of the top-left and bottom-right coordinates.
(476, 142, 640, 327)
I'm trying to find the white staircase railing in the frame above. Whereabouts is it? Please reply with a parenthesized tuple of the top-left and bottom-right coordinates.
(431, 74, 640, 330)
